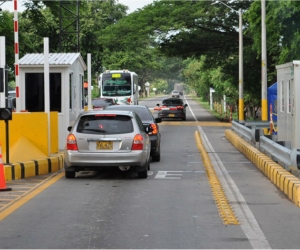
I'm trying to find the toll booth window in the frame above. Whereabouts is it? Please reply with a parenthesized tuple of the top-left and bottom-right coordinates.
(69, 73, 73, 110)
(288, 79, 292, 113)
(281, 80, 285, 112)
(25, 73, 62, 112)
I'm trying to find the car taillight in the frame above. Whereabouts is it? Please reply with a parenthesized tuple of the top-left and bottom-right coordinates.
(127, 97, 131, 103)
(177, 106, 184, 110)
(149, 123, 158, 135)
(66, 134, 78, 150)
(132, 134, 144, 150)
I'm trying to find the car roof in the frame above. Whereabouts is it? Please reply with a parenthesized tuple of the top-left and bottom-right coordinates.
(163, 97, 183, 101)
(104, 105, 154, 122)
(105, 105, 149, 110)
(80, 109, 135, 117)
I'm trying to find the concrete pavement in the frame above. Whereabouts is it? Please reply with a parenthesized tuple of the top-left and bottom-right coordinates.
(3, 152, 64, 181)
(2, 114, 300, 207)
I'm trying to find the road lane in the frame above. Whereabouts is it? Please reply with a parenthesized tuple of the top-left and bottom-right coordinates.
(0, 95, 300, 248)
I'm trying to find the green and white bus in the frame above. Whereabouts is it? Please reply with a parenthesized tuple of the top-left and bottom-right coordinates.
(98, 70, 139, 105)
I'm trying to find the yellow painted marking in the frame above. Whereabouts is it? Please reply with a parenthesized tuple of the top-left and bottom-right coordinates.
(0, 171, 65, 221)
(160, 121, 232, 127)
(194, 130, 239, 225)
(261, 99, 268, 121)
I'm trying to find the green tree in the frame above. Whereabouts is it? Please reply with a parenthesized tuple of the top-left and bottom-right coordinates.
(246, 0, 300, 83)
(0, 10, 15, 80)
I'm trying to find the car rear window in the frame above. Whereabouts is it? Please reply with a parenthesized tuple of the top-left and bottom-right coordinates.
(163, 99, 183, 105)
(132, 109, 152, 120)
(106, 107, 153, 121)
(92, 99, 112, 107)
(76, 115, 133, 134)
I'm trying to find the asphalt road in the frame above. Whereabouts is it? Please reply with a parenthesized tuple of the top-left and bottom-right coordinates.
(0, 95, 300, 249)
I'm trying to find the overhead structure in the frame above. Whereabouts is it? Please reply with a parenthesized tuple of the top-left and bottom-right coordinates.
(0, 0, 12, 10)
(59, 0, 80, 52)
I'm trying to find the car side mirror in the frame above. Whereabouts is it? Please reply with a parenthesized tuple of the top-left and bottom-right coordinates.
(185, 104, 188, 107)
(156, 104, 160, 106)
(67, 126, 72, 132)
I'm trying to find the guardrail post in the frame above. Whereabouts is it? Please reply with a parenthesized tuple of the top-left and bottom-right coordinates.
(290, 149, 300, 175)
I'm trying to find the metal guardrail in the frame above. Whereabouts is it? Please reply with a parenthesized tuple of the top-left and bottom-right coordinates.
(259, 136, 291, 169)
(231, 120, 300, 173)
(231, 120, 260, 145)
(244, 121, 277, 127)
(231, 120, 252, 143)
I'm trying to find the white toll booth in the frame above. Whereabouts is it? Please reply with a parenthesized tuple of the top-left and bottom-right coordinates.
(19, 53, 87, 150)
(276, 61, 300, 149)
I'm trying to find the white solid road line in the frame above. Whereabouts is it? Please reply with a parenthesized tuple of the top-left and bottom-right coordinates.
(198, 125, 271, 249)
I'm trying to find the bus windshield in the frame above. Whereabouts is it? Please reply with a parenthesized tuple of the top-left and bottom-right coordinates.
(102, 73, 132, 97)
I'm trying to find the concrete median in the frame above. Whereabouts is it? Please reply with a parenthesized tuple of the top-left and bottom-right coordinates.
(225, 129, 300, 207)
(3, 153, 64, 181)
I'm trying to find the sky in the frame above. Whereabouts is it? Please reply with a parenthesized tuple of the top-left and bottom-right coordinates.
(1, 0, 154, 13)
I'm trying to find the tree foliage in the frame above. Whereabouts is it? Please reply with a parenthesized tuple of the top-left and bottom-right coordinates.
(1, 0, 300, 113)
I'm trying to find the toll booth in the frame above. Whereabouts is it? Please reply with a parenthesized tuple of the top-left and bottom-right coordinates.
(19, 53, 87, 150)
(276, 61, 300, 149)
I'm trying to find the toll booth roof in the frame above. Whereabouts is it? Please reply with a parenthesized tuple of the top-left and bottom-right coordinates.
(19, 53, 86, 69)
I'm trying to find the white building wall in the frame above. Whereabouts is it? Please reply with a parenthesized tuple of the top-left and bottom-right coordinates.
(276, 62, 293, 144)
(276, 61, 300, 149)
(292, 61, 300, 149)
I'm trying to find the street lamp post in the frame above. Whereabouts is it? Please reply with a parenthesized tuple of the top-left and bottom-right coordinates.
(238, 8, 244, 122)
(261, 0, 268, 121)
(214, 1, 244, 122)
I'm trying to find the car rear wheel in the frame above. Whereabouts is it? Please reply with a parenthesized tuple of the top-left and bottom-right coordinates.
(152, 154, 160, 162)
(182, 115, 186, 121)
(138, 169, 148, 178)
(65, 170, 76, 179)
(137, 159, 149, 178)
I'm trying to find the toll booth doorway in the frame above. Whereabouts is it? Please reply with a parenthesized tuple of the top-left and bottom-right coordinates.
(25, 73, 62, 112)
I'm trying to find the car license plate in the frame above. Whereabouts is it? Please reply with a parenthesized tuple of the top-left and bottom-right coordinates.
(96, 141, 113, 150)
(168, 114, 175, 117)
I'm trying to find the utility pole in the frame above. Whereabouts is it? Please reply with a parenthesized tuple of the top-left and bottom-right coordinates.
(212, 1, 244, 122)
(261, 0, 268, 121)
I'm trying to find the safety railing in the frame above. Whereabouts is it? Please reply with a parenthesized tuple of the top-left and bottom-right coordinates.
(231, 120, 300, 173)
(259, 136, 291, 169)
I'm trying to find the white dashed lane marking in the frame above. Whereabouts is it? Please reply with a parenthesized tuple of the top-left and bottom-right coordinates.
(154, 171, 205, 179)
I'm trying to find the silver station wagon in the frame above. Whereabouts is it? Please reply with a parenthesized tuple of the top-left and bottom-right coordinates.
(64, 110, 151, 179)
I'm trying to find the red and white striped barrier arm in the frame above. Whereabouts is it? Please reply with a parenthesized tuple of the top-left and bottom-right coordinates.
(14, 0, 20, 111)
